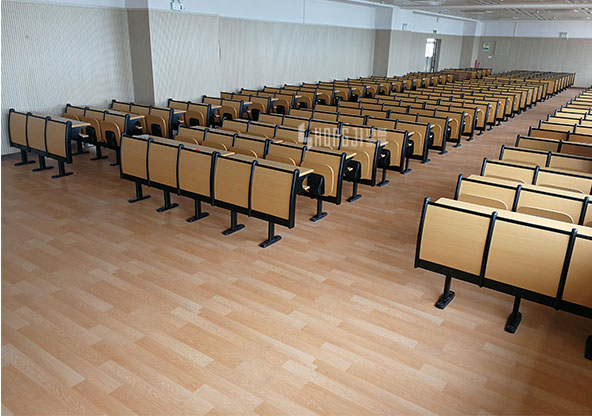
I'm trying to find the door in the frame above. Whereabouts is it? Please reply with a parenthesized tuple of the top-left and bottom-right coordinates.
(424, 38, 442, 73)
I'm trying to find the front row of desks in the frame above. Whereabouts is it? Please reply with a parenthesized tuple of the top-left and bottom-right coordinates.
(415, 180, 592, 359)
(120, 134, 324, 248)
(8, 109, 91, 178)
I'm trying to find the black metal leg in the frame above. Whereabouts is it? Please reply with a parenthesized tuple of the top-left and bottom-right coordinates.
(435, 273, 455, 309)
(222, 211, 245, 235)
(32, 154, 54, 172)
(187, 199, 209, 222)
(110, 149, 121, 166)
(128, 182, 151, 203)
(453, 140, 462, 148)
(156, 190, 179, 212)
(51, 161, 73, 178)
(90, 145, 108, 161)
(15, 149, 35, 166)
(377, 168, 390, 187)
(72, 141, 89, 155)
(586, 336, 592, 361)
(466, 135, 475, 142)
(347, 180, 361, 202)
(400, 157, 412, 175)
(310, 198, 328, 222)
(505, 293, 523, 334)
(260, 222, 282, 248)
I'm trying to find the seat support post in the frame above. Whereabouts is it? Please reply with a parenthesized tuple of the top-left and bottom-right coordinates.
(72, 141, 89, 155)
(310, 198, 327, 222)
(32, 154, 53, 172)
(15, 149, 35, 166)
(187, 199, 209, 223)
(347, 180, 361, 202)
(401, 155, 412, 175)
(222, 210, 245, 235)
(51, 161, 73, 179)
(586, 336, 592, 361)
(260, 222, 281, 248)
(156, 190, 179, 212)
(377, 167, 390, 187)
(128, 182, 150, 203)
(110, 149, 121, 167)
(505, 292, 523, 334)
(90, 145, 108, 161)
(435, 273, 455, 309)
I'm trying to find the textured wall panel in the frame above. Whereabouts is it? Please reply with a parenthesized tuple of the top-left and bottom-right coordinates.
(476, 37, 592, 87)
(149, 10, 221, 105)
(218, 18, 375, 93)
(148, 12, 375, 105)
(1, 1, 134, 154)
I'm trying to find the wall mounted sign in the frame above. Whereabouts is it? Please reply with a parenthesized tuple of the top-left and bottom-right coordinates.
(482, 42, 490, 52)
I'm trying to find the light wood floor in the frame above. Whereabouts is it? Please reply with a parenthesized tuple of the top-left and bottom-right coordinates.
(2, 88, 592, 416)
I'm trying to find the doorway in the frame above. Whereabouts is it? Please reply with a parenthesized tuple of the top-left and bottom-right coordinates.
(424, 38, 441, 73)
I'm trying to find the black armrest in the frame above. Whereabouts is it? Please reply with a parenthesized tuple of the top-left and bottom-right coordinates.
(306, 173, 325, 196)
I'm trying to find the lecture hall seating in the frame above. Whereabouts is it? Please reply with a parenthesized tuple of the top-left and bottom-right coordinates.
(119, 134, 313, 247)
(414, 82, 591, 359)
(8, 109, 88, 178)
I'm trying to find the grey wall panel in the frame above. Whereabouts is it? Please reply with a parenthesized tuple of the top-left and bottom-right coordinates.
(372, 29, 391, 77)
(438, 35, 463, 71)
(476, 37, 592, 87)
(1, 1, 134, 154)
(459, 35, 476, 68)
(128, 9, 155, 104)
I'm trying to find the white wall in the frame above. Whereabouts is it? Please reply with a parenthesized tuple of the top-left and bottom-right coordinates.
(145, 0, 379, 29)
(392, 8, 478, 36)
(482, 20, 592, 39)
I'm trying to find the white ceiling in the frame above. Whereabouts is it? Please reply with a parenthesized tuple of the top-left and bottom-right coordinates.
(353, 0, 592, 20)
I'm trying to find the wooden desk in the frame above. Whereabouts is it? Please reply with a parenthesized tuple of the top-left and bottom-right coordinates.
(133, 134, 233, 156)
(106, 109, 145, 120)
(228, 153, 313, 177)
(172, 109, 186, 115)
(210, 105, 222, 110)
(31, 113, 90, 129)
(238, 133, 278, 142)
